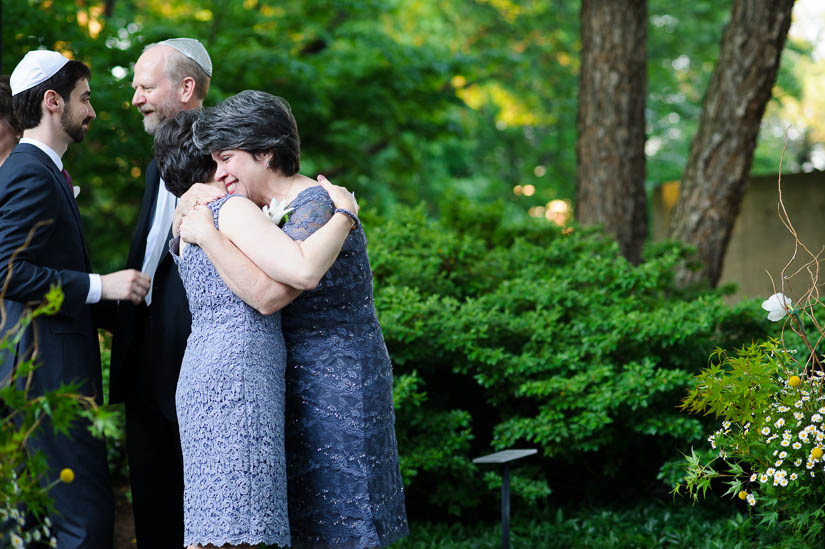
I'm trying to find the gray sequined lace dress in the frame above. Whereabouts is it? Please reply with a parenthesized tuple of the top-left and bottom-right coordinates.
(281, 186, 409, 548)
(172, 195, 290, 548)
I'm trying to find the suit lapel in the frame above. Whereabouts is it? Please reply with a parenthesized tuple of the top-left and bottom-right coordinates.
(20, 144, 92, 271)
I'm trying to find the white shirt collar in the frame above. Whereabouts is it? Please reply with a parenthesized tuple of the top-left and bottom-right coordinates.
(19, 137, 63, 172)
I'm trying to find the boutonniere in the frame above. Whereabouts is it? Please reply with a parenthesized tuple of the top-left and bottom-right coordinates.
(262, 197, 294, 227)
(73, 186, 81, 199)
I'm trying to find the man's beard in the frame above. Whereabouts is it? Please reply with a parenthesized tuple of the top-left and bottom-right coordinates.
(61, 105, 90, 143)
(142, 101, 179, 135)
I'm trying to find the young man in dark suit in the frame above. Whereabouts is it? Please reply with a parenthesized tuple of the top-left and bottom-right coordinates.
(108, 38, 213, 548)
(0, 50, 149, 548)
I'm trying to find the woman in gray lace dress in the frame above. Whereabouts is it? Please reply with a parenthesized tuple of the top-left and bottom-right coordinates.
(154, 111, 359, 549)
(180, 91, 408, 547)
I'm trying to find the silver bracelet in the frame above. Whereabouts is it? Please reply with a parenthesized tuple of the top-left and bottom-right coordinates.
(334, 208, 360, 230)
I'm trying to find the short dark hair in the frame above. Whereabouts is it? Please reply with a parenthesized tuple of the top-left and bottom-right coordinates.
(193, 90, 300, 176)
(154, 109, 214, 197)
(13, 60, 91, 130)
(0, 76, 22, 134)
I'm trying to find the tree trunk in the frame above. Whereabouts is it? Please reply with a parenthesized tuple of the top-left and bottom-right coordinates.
(668, 0, 795, 287)
(576, 0, 647, 265)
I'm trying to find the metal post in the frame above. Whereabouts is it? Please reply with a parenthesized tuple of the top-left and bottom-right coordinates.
(472, 449, 536, 549)
(501, 463, 510, 549)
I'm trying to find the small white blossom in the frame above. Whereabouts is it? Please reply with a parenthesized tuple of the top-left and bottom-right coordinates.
(747, 493, 756, 506)
(791, 472, 799, 480)
(761, 426, 771, 436)
(775, 418, 786, 428)
(750, 473, 758, 482)
(261, 197, 294, 227)
(813, 414, 823, 423)
(793, 442, 802, 450)
(762, 292, 792, 321)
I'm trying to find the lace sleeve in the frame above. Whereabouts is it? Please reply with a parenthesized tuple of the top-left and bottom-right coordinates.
(283, 190, 334, 241)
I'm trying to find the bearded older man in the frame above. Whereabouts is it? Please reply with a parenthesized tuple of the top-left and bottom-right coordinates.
(108, 38, 212, 548)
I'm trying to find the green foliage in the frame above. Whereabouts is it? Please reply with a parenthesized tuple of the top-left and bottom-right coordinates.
(394, 502, 791, 548)
(372, 199, 770, 516)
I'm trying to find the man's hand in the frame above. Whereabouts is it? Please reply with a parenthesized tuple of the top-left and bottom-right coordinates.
(173, 183, 225, 237)
(100, 269, 150, 304)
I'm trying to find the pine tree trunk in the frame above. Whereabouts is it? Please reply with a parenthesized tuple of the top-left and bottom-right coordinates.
(576, 0, 647, 265)
(668, 0, 795, 287)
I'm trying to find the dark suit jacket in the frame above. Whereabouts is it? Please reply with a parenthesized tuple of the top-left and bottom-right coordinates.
(0, 143, 102, 399)
(109, 160, 190, 421)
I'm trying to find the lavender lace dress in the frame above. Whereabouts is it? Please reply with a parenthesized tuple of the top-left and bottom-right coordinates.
(281, 186, 409, 548)
(172, 195, 290, 548)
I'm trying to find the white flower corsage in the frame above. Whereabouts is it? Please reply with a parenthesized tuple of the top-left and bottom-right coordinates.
(262, 197, 294, 227)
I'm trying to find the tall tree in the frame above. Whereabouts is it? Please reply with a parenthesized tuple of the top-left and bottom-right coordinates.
(668, 0, 795, 286)
(575, 0, 647, 264)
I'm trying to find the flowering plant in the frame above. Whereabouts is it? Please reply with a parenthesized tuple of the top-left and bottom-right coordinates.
(262, 197, 293, 227)
(677, 175, 825, 542)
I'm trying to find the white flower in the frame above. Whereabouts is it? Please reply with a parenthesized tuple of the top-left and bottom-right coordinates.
(761, 426, 771, 436)
(791, 472, 798, 480)
(762, 292, 792, 321)
(793, 442, 802, 449)
(779, 451, 788, 459)
(775, 418, 785, 428)
(261, 197, 294, 227)
(747, 493, 756, 506)
(750, 473, 758, 482)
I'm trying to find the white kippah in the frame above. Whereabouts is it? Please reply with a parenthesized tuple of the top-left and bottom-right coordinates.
(10, 50, 71, 96)
(157, 38, 212, 78)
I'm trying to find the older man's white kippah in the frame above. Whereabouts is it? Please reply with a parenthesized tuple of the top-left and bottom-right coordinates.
(157, 38, 212, 78)
(10, 50, 71, 96)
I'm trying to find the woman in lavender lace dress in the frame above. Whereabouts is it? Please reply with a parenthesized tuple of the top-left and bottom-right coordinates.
(154, 110, 359, 549)
(182, 91, 408, 547)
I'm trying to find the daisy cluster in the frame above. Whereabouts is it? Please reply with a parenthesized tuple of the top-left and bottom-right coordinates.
(709, 373, 825, 507)
(0, 478, 57, 548)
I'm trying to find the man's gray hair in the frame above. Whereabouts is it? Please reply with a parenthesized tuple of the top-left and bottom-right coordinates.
(193, 90, 300, 176)
(145, 39, 211, 100)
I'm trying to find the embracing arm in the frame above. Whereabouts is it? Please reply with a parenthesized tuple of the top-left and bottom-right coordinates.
(181, 178, 358, 291)
(217, 199, 352, 290)
(195, 230, 301, 315)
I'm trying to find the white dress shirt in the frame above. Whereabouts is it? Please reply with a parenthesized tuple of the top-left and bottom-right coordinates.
(141, 177, 177, 305)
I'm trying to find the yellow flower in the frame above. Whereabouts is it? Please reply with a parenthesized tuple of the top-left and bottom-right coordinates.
(59, 468, 75, 483)
(811, 448, 824, 460)
(738, 490, 748, 500)
(789, 376, 802, 388)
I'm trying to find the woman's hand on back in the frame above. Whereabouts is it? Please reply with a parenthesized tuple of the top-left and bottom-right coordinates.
(317, 175, 358, 215)
(180, 203, 218, 246)
(173, 183, 225, 236)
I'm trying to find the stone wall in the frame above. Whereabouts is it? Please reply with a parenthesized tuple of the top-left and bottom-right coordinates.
(650, 171, 825, 301)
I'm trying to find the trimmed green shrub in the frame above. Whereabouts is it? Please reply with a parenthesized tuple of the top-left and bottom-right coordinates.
(366, 198, 771, 517)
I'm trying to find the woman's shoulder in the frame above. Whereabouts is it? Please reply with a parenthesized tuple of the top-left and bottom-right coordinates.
(290, 184, 333, 210)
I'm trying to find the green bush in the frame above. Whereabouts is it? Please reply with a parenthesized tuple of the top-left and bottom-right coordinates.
(367, 198, 771, 517)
